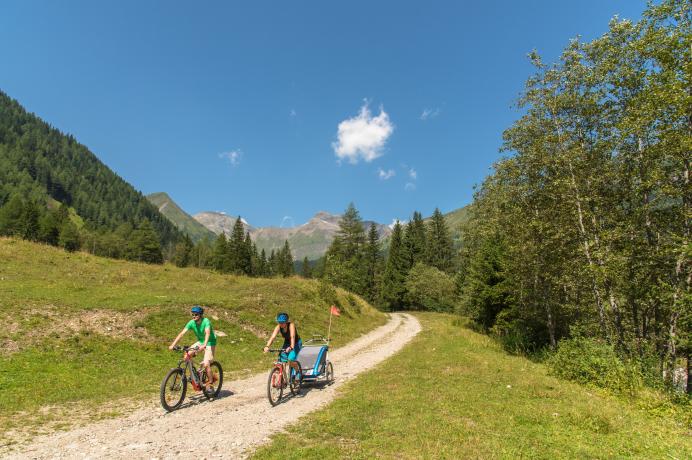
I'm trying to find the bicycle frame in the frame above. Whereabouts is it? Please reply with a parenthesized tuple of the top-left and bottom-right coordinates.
(179, 349, 205, 390)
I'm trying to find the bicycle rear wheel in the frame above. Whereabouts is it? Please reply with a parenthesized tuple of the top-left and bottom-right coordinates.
(201, 361, 223, 399)
(267, 367, 283, 406)
(325, 361, 334, 385)
(160, 368, 187, 412)
(289, 361, 302, 396)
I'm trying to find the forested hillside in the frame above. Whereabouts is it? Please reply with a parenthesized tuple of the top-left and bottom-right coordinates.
(0, 91, 181, 247)
(458, 0, 690, 392)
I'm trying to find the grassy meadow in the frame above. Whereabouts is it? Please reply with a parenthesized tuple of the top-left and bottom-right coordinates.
(253, 313, 691, 460)
(0, 237, 385, 443)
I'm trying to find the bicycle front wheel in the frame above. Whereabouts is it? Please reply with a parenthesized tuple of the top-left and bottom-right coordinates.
(267, 367, 283, 406)
(202, 361, 223, 399)
(289, 362, 303, 396)
(160, 368, 187, 412)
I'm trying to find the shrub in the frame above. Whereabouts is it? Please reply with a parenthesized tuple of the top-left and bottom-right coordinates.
(547, 337, 641, 395)
(404, 263, 457, 312)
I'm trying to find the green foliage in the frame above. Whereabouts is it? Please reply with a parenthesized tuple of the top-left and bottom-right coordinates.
(58, 220, 80, 252)
(379, 221, 407, 311)
(127, 219, 163, 264)
(547, 337, 641, 395)
(404, 263, 457, 312)
(425, 207, 454, 272)
(458, 0, 691, 388)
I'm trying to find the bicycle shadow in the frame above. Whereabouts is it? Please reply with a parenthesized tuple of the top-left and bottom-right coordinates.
(166, 389, 235, 412)
(276, 379, 335, 405)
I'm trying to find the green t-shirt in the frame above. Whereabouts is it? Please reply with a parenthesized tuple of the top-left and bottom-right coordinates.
(186, 317, 217, 346)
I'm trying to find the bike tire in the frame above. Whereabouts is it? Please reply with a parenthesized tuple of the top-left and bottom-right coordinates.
(267, 367, 283, 406)
(325, 361, 334, 385)
(289, 361, 303, 396)
(202, 361, 223, 399)
(160, 368, 187, 412)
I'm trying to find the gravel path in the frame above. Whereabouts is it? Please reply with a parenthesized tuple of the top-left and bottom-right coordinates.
(5, 313, 421, 459)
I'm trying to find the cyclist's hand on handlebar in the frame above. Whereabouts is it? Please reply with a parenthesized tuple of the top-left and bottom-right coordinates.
(285, 346, 293, 352)
(168, 344, 175, 351)
(263, 346, 269, 353)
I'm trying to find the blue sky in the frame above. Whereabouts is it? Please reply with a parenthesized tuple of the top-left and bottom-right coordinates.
(0, 1, 646, 227)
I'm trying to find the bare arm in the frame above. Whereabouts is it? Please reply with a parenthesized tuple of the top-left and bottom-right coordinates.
(263, 325, 280, 352)
(169, 327, 188, 350)
(202, 326, 211, 348)
(289, 323, 296, 349)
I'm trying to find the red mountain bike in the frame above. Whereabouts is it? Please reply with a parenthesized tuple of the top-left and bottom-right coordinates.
(266, 348, 302, 406)
(160, 345, 223, 411)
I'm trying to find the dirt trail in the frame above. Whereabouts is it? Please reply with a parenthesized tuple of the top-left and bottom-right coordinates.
(5, 313, 421, 459)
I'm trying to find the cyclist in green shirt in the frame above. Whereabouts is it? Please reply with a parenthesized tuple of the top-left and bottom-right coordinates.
(169, 305, 217, 391)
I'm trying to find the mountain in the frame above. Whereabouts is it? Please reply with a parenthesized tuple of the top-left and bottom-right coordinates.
(442, 205, 470, 245)
(192, 210, 391, 261)
(0, 90, 181, 246)
(146, 192, 216, 243)
(192, 211, 252, 236)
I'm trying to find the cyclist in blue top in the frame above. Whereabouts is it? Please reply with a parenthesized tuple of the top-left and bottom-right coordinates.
(263, 312, 302, 376)
(169, 305, 217, 391)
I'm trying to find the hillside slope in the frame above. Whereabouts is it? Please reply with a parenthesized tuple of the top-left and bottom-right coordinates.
(0, 237, 385, 443)
(146, 192, 216, 242)
(0, 91, 181, 245)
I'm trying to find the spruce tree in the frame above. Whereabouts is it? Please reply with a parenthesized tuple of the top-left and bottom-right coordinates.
(364, 223, 382, 303)
(380, 221, 408, 310)
(211, 233, 229, 272)
(129, 219, 163, 264)
(302, 256, 311, 278)
(404, 211, 426, 268)
(425, 208, 454, 272)
(228, 217, 248, 274)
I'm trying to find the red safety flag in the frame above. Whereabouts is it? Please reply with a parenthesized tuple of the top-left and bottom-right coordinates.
(330, 305, 341, 317)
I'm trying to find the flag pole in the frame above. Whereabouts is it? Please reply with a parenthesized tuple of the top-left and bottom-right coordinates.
(327, 307, 333, 342)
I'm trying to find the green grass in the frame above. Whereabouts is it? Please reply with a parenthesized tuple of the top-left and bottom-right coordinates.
(0, 238, 385, 443)
(252, 313, 691, 460)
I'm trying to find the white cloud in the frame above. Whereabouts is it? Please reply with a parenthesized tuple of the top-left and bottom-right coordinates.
(332, 101, 394, 164)
(409, 168, 417, 180)
(405, 182, 416, 191)
(219, 149, 242, 167)
(420, 107, 440, 120)
(378, 168, 396, 180)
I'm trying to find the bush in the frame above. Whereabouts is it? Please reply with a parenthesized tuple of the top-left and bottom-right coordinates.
(547, 337, 641, 395)
(404, 263, 457, 312)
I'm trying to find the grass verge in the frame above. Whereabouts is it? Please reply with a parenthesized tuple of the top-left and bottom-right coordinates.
(252, 313, 691, 460)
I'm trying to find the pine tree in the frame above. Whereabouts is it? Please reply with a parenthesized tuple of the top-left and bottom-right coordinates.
(379, 221, 408, 311)
(128, 219, 163, 264)
(363, 223, 382, 303)
(211, 233, 229, 272)
(278, 240, 294, 277)
(404, 211, 426, 268)
(302, 256, 312, 278)
(324, 203, 367, 295)
(259, 248, 268, 277)
(174, 234, 194, 267)
(425, 208, 454, 272)
(228, 217, 248, 274)
(0, 194, 24, 236)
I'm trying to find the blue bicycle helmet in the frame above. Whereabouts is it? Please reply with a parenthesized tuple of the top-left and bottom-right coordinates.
(276, 312, 289, 323)
(191, 305, 204, 314)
